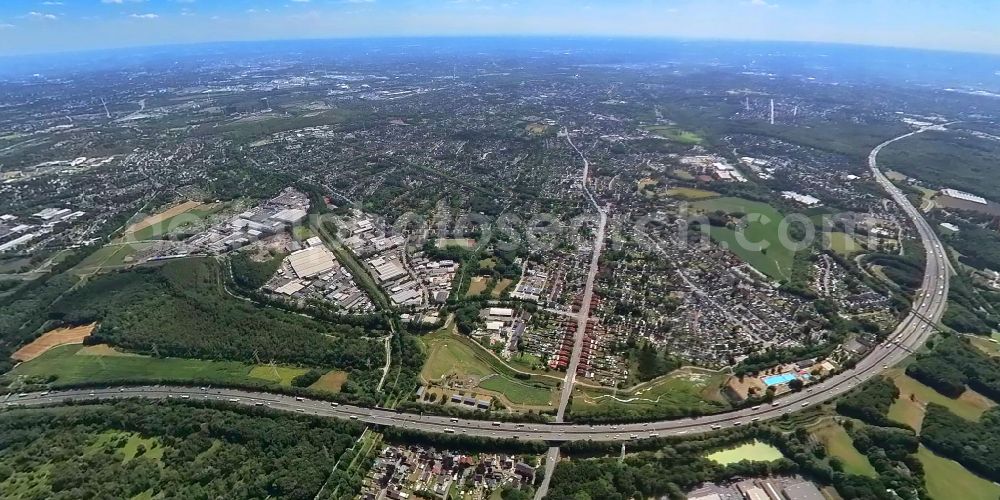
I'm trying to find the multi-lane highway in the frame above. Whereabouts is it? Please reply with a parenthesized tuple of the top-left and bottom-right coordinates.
(4, 127, 951, 445)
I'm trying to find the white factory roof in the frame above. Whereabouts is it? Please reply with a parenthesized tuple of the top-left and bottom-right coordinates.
(941, 188, 987, 205)
(33, 207, 71, 221)
(390, 288, 421, 304)
(287, 246, 337, 278)
(305, 236, 323, 247)
(485, 321, 504, 331)
(271, 208, 308, 224)
(488, 307, 514, 317)
(781, 191, 821, 206)
(0, 232, 38, 252)
(275, 280, 307, 295)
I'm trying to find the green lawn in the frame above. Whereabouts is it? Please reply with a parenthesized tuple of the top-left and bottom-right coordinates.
(826, 231, 862, 256)
(571, 368, 730, 418)
(125, 203, 226, 241)
(478, 375, 554, 407)
(664, 187, 720, 200)
(309, 370, 349, 393)
(643, 125, 704, 145)
(419, 327, 558, 409)
(420, 331, 497, 382)
(292, 225, 314, 241)
(247, 365, 310, 385)
(87, 431, 165, 463)
(692, 197, 798, 281)
(918, 445, 1000, 500)
(4, 344, 308, 388)
(969, 335, 1000, 357)
(72, 243, 150, 275)
(886, 368, 995, 431)
(705, 440, 785, 465)
(808, 421, 877, 477)
(465, 276, 489, 297)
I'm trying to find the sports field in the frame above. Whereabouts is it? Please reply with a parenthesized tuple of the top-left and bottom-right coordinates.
(918, 445, 1000, 500)
(807, 420, 876, 477)
(11, 323, 96, 362)
(705, 440, 785, 465)
(885, 368, 995, 431)
(4, 344, 309, 388)
(436, 238, 476, 249)
(692, 197, 798, 281)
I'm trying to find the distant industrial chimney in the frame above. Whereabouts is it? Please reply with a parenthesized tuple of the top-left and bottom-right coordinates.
(769, 99, 775, 125)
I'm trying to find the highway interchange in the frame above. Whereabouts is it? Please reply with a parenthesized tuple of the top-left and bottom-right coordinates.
(4, 126, 952, 445)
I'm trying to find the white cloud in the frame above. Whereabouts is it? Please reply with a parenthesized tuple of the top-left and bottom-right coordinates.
(41, 1, 64, 5)
(129, 13, 159, 19)
(25, 11, 58, 20)
(0, 23, 14, 29)
(747, 0, 778, 7)
(291, 0, 311, 3)
(102, 0, 146, 4)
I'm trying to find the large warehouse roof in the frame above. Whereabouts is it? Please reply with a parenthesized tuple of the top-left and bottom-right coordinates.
(287, 246, 337, 278)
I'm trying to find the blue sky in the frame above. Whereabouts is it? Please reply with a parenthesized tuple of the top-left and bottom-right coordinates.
(0, 0, 998, 56)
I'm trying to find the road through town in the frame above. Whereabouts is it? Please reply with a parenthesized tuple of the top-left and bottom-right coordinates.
(3, 126, 952, 496)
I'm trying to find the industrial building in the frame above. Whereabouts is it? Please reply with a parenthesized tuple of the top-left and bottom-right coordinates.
(287, 246, 337, 278)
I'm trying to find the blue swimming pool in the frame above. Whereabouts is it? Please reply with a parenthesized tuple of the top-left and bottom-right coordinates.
(762, 373, 797, 387)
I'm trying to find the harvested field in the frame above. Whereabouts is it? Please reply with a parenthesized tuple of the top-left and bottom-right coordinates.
(125, 200, 202, 235)
(12, 323, 96, 362)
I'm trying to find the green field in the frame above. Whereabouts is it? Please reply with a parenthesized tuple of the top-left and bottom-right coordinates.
(292, 225, 314, 241)
(437, 238, 477, 249)
(571, 368, 729, 419)
(247, 365, 311, 386)
(664, 187, 720, 200)
(918, 445, 1000, 500)
(492, 278, 514, 297)
(87, 430, 166, 463)
(421, 331, 497, 382)
(127, 204, 223, 241)
(692, 197, 798, 281)
(479, 375, 554, 406)
(969, 335, 1000, 357)
(644, 125, 704, 145)
(309, 370, 349, 393)
(419, 327, 558, 409)
(466, 276, 490, 297)
(826, 231, 862, 256)
(4, 344, 309, 388)
(705, 440, 785, 465)
(886, 368, 995, 431)
(72, 243, 155, 275)
(671, 169, 695, 181)
(808, 420, 877, 477)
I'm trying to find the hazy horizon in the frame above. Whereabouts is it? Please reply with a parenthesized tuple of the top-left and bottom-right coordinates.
(1, 0, 999, 57)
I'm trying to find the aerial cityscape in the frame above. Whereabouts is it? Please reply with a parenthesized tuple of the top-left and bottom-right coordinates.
(2, 1, 1000, 500)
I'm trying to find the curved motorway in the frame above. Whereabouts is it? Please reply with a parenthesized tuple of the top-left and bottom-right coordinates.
(3, 127, 951, 443)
